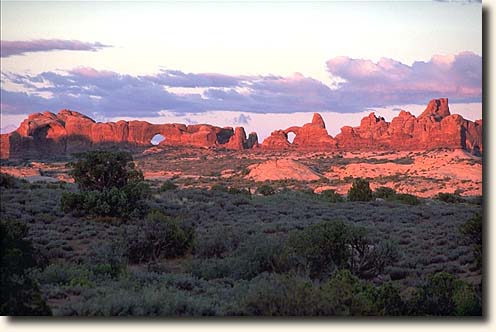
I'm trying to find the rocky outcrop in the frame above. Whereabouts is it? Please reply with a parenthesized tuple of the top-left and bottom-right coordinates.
(334, 98, 483, 153)
(0, 110, 256, 159)
(261, 113, 337, 150)
(0, 98, 483, 159)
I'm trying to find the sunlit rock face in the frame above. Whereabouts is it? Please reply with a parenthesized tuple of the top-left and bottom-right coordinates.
(334, 98, 482, 153)
(0, 109, 255, 159)
(0, 98, 482, 159)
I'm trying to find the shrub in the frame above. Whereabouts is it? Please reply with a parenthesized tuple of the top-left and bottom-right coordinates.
(373, 187, 396, 200)
(320, 269, 379, 315)
(435, 192, 465, 203)
(320, 189, 344, 203)
(459, 214, 482, 269)
(87, 240, 128, 278)
(210, 184, 228, 192)
(227, 235, 292, 280)
(347, 178, 373, 201)
(61, 151, 150, 218)
(68, 150, 143, 191)
(375, 282, 405, 315)
(160, 180, 177, 191)
(234, 273, 322, 316)
(256, 184, 275, 196)
(194, 229, 240, 259)
(287, 220, 398, 280)
(61, 182, 150, 218)
(125, 211, 195, 263)
(392, 193, 420, 205)
(287, 220, 351, 279)
(0, 219, 51, 315)
(413, 272, 481, 316)
(227, 187, 251, 196)
(0, 173, 17, 188)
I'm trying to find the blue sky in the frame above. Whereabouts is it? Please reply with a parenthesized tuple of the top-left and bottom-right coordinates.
(0, 1, 482, 138)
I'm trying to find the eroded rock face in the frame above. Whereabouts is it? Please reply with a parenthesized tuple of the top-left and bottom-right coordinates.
(0, 110, 255, 159)
(0, 98, 482, 159)
(334, 98, 482, 153)
(261, 113, 337, 150)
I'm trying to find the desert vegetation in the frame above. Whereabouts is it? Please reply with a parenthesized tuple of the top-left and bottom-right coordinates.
(0, 150, 483, 316)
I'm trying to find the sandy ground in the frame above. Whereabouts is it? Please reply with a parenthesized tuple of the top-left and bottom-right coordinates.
(0, 148, 482, 197)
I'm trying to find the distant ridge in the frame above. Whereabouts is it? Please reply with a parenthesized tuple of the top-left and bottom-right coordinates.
(0, 98, 482, 159)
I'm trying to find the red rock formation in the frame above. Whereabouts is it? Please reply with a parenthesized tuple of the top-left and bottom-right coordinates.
(0, 98, 482, 159)
(261, 113, 337, 150)
(0, 110, 256, 159)
(335, 98, 482, 153)
(260, 130, 291, 149)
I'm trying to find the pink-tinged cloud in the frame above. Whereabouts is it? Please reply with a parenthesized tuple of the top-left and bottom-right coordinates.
(0, 52, 481, 117)
(0, 39, 111, 57)
(326, 51, 482, 108)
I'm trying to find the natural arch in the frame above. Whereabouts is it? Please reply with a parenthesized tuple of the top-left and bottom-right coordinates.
(287, 132, 296, 144)
(151, 134, 165, 145)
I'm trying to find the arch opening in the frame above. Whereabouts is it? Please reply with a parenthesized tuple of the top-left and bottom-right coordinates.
(151, 134, 166, 146)
(287, 132, 296, 144)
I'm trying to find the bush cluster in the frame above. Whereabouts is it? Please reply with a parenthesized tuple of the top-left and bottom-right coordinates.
(286, 220, 398, 279)
(125, 211, 195, 264)
(347, 178, 373, 201)
(436, 192, 465, 203)
(60, 151, 150, 218)
(320, 189, 344, 203)
(1, 219, 51, 315)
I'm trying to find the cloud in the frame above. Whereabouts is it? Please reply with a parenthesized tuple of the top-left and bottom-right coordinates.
(232, 114, 251, 125)
(144, 70, 244, 88)
(0, 39, 111, 58)
(326, 52, 481, 111)
(0, 52, 481, 117)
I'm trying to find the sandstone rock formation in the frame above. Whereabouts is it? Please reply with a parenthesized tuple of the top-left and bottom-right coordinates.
(0, 98, 483, 159)
(334, 98, 483, 153)
(0, 110, 257, 159)
(246, 159, 322, 182)
(260, 113, 337, 150)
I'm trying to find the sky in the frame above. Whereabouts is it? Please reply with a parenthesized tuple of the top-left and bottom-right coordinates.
(0, 1, 482, 140)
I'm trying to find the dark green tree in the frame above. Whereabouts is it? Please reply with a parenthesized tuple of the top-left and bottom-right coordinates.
(68, 150, 143, 191)
(347, 178, 373, 201)
(0, 219, 51, 315)
(61, 151, 150, 218)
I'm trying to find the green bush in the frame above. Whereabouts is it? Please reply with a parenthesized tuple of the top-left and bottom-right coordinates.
(287, 220, 350, 279)
(373, 186, 396, 199)
(61, 151, 150, 218)
(320, 269, 379, 315)
(68, 150, 143, 191)
(0, 173, 17, 188)
(435, 192, 465, 203)
(347, 178, 373, 201)
(392, 193, 420, 205)
(413, 272, 481, 316)
(1, 219, 51, 315)
(194, 229, 240, 259)
(210, 184, 228, 192)
(61, 181, 150, 218)
(459, 214, 482, 269)
(160, 180, 177, 191)
(256, 184, 275, 196)
(287, 220, 398, 280)
(125, 211, 195, 263)
(234, 273, 322, 316)
(320, 189, 344, 203)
